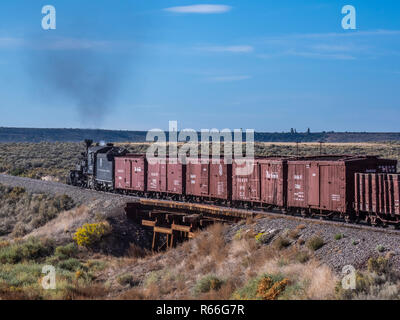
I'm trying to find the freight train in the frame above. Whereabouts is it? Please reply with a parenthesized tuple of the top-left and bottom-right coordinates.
(67, 140, 400, 226)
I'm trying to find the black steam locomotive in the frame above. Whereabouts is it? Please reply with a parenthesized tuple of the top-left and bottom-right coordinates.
(67, 139, 127, 190)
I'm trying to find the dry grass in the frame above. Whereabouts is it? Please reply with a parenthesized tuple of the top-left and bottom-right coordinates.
(114, 225, 338, 300)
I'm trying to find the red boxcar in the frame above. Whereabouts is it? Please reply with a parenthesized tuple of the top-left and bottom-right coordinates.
(287, 156, 395, 214)
(232, 158, 288, 206)
(186, 158, 231, 200)
(114, 155, 147, 192)
(146, 158, 186, 196)
(355, 173, 400, 220)
(147, 159, 167, 193)
(259, 158, 288, 207)
(232, 160, 260, 202)
(167, 161, 186, 195)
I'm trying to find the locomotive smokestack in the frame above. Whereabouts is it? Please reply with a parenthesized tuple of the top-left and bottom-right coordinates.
(84, 139, 93, 154)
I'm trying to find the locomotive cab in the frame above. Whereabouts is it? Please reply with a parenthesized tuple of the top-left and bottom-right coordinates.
(68, 140, 127, 190)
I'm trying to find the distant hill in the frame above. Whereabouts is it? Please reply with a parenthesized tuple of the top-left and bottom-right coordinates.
(1, 127, 400, 143)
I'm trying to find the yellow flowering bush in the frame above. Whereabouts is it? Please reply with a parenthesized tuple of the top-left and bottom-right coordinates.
(73, 222, 111, 247)
(255, 232, 266, 243)
(256, 277, 290, 300)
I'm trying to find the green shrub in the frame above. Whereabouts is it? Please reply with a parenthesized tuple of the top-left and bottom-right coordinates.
(117, 274, 136, 287)
(376, 245, 385, 253)
(368, 257, 389, 275)
(307, 236, 324, 251)
(55, 243, 78, 260)
(0, 263, 43, 287)
(57, 258, 82, 272)
(144, 270, 165, 288)
(334, 233, 344, 240)
(0, 238, 54, 264)
(194, 275, 223, 295)
(232, 273, 286, 300)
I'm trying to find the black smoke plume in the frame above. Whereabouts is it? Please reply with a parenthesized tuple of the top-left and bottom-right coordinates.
(29, 47, 129, 127)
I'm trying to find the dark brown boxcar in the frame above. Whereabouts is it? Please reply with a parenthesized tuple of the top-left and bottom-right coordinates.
(392, 174, 400, 215)
(356, 173, 400, 219)
(376, 159, 397, 173)
(288, 156, 394, 214)
(355, 173, 372, 212)
(115, 155, 147, 192)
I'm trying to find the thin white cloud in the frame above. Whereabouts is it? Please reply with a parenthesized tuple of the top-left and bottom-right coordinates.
(260, 29, 400, 44)
(285, 50, 356, 60)
(0, 37, 24, 47)
(0, 36, 111, 50)
(293, 29, 400, 39)
(255, 29, 400, 61)
(209, 75, 252, 82)
(164, 4, 232, 14)
(41, 38, 110, 50)
(199, 45, 254, 53)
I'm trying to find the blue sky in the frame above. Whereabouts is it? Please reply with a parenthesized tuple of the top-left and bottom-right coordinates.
(0, 0, 399, 132)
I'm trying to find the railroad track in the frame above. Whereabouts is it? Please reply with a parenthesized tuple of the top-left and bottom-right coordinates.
(1, 173, 400, 237)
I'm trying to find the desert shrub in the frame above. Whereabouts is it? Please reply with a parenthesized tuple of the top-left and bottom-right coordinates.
(194, 275, 224, 296)
(127, 243, 148, 258)
(376, 245, 385, 253)
(334, 233, 344, 240)
(10, 167, 26, 176)
(232, 273, 287, 300)
(295, 251, 310, 264)
(274, 237, 291, 250)
(0, 263, 44, 288)
(55, 243, 78, 260)
(288, 229, 300, 240)
(118, 274, 136, 287)
(0, 238, 54, 264)
(0, 184, 75, 237)
(57, 258, 82, 272)
(144, 270, 165, 288)
(84, 260, 107, 272)
(234, 229, 243, 241)
(307, 236, 324, 251)
(256, 276, 290, 300)
(368, 257, 390, 275)
(73, 222, 112, 247)
(255, 232, 267, 244)
(336, 268, 400, 300)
